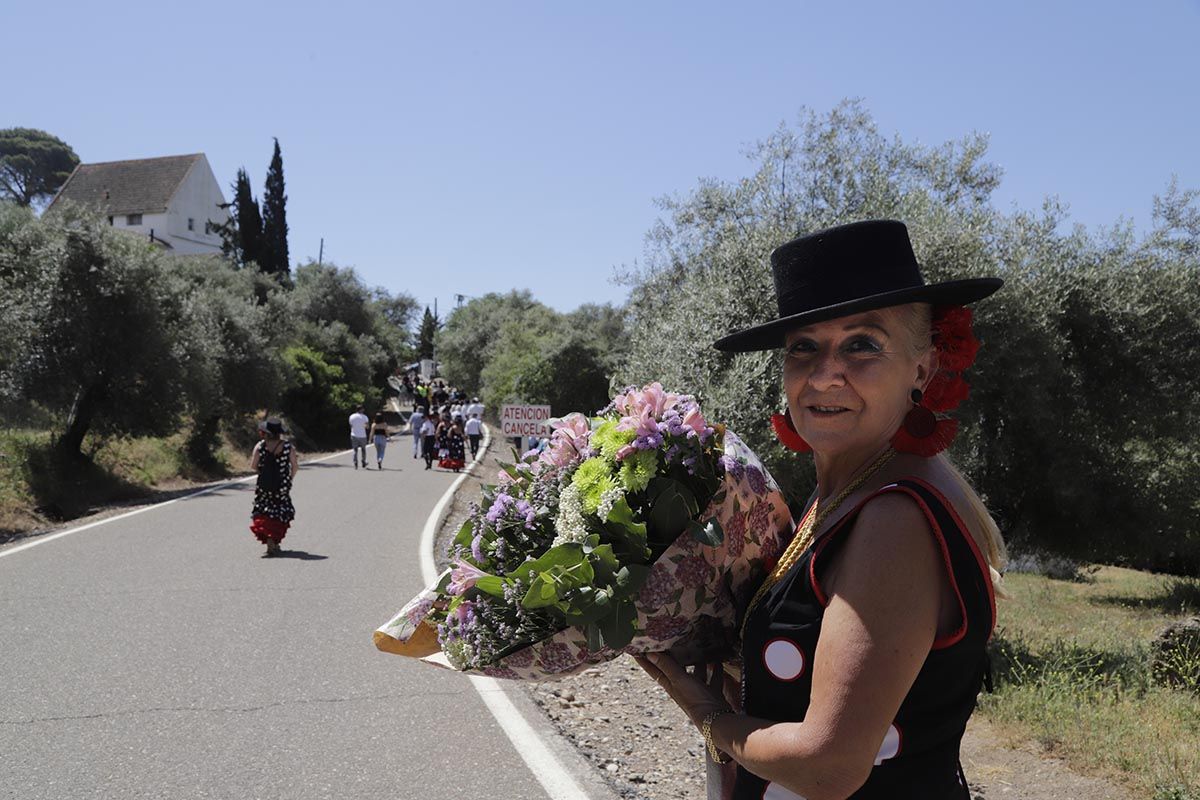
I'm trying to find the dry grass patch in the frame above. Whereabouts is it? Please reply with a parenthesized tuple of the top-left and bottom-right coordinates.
(981, 568, 1200, 799)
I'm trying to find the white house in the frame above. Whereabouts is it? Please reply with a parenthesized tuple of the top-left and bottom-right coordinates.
(48, 153, 230, 255)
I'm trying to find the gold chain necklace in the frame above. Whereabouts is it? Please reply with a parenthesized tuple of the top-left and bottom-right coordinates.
(740, 447, 896, 641)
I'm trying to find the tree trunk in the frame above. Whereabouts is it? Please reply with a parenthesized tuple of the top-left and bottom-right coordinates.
(58, 383, 103, 458)
(186, 413, 223, 468)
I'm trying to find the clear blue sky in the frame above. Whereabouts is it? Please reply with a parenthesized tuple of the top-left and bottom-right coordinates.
(10, 1, 1198, 315)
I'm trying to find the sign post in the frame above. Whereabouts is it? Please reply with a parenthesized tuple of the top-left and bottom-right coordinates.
(500, 404, 552, 451)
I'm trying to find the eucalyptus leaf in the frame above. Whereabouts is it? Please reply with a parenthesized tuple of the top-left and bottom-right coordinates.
(614, 563, 651, 595)
(507, 543, 586, 581)
(452, 519, 474, 550)
(473, 576, 507, 598)
(647, 478, 699, 541)
(522, 573, 560, 609)
(595, 596, 638, 650)
(602, 495, 649, 560)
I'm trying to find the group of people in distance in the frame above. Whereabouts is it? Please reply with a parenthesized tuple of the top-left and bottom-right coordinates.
(245, 380, 485, 558)
(409, 393, 485, 472)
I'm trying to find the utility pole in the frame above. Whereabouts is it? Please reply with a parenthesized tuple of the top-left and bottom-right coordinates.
(317, 238, 324, 266)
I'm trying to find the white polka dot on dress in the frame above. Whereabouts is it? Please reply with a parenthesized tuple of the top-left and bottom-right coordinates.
(763, 638, 806, 681)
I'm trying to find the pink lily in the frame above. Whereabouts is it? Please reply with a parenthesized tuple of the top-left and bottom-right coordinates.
(447, 559, 491, 596)
(682, 406, 708, 437)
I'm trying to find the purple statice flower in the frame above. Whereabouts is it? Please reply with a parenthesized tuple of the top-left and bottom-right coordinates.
(486, 493, 515, 524)
(634, 431, 664, 451)
(514, 499, 537, 529)
(471, 532, 486, 563)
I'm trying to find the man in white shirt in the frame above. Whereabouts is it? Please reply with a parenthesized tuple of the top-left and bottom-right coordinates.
(465, 413, 483, 459)
(408, 406, 426, 459)
(348, 406, 370, 469)
(467, 397, 485, 420)
(420, 414, 437, 470)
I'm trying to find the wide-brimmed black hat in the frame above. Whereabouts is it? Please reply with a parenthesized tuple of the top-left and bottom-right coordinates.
(257, 418, 288, 436)
(713, 220, 1002, 352)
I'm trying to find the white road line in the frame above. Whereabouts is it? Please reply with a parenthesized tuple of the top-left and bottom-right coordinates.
(419, 427, 592, 800)
(0, 447, 354, 560)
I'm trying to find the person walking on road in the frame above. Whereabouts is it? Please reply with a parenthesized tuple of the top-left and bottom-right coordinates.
(421, 413, 437, 470)
(249, 418, 298, 557)
(349, 405, 370, 469)
(409, 406, 426, 459)
(439, 415, 467, 472)
(371, 412, 389, 470)
(465, 413, 483, 459)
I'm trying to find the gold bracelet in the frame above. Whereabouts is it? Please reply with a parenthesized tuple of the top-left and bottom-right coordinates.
(701, 710, 732, 764)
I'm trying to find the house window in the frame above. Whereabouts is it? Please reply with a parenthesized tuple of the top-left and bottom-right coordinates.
(187, 218, 195, 231)
(126, 213, 143, 226)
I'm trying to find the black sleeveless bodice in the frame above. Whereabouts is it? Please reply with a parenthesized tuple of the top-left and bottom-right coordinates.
(734, 478, 995, 799)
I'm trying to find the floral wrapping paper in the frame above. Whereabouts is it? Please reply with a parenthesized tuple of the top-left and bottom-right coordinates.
(374, 431, 794, 680)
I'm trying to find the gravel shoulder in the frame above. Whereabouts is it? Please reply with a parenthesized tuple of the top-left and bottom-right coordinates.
(434, 447, 1133, 800)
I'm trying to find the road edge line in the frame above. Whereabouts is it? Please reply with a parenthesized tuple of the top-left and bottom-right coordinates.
(0, 447, 355, 560)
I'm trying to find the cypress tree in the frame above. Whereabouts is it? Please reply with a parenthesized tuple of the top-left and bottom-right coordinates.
(233, 168, 263, 267)
(261, 138, 289, 279)
(418, 307, 439, 360)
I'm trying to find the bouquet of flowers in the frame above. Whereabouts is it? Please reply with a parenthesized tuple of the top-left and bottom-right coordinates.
(375, 382, 793, 679)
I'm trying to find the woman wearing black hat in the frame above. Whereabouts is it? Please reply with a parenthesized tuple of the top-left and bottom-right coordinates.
(638, 221, 1007, 799)
(249, 418, 298, 557)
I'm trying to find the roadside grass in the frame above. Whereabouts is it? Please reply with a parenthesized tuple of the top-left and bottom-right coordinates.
(0, 427, 247, 540)
(980, 568, 1200, 799)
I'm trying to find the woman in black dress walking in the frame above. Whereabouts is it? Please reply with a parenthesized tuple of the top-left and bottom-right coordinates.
(249, 418, 299, 557)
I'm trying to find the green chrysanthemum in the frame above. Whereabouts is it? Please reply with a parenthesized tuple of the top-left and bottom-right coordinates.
(590, 420, 635, 462)
(618, 448, 659, 494)
(571, 457, 620, 515)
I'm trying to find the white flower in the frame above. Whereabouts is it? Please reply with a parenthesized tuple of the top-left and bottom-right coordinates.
(552, 484, 590, 546)
(597, 488, 624, 522)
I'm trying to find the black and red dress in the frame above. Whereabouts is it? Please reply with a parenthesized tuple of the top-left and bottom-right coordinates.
(250, 441, 295, 544)
(734, 477, 996, 799)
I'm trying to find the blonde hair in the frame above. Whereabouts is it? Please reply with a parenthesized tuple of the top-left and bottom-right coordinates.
(897, 303, 1008, 595)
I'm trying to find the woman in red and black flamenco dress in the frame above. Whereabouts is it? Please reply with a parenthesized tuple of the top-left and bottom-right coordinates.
(438, 417, 467, 472)
(249, 418, 298, 557)
(638, 221, 1008, 799)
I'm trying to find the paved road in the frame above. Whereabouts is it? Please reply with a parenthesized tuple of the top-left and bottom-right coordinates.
(0, 445, 603, 799)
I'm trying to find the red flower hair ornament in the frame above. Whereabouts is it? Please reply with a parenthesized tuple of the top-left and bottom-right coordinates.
(771, 305, 981, 458)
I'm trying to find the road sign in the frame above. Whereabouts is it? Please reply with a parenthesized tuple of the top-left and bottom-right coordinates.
(500, 404, 552, 438)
